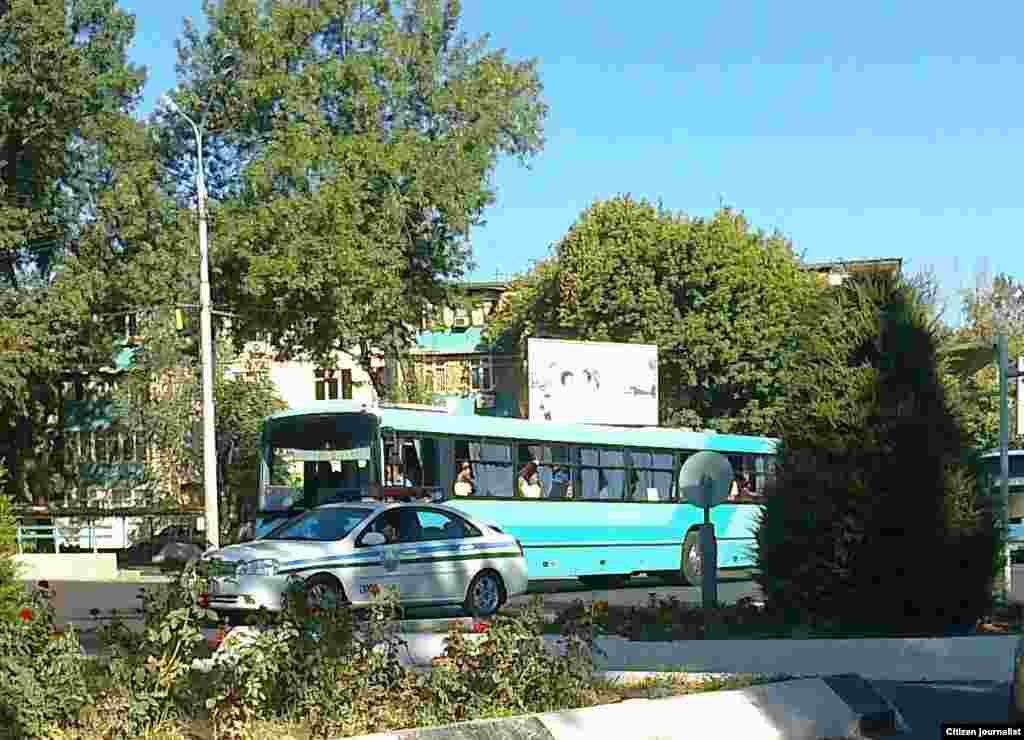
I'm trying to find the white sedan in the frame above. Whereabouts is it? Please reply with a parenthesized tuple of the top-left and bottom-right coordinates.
(199, 502, 528, 617)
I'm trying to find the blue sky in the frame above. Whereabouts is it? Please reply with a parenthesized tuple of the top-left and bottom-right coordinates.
(125, 1, 1024, 326)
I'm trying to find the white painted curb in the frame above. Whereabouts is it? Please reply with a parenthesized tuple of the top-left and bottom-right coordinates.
(339, 676, 902, 740)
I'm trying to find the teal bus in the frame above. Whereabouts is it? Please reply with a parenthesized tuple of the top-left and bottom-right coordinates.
(980, 450, 1024, 552)
(252, 401, 778, 586)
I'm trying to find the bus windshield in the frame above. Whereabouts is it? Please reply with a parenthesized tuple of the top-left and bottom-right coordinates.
(260, 412, 380, 512)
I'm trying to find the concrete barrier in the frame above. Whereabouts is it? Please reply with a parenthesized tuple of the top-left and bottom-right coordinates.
(341, 674, 905, 740)
(14, 554, 119, 581)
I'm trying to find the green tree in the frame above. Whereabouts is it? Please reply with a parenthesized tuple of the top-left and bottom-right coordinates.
(485, 197, 827, 433)
(111, 321, 286, 543)
(755, 273, 999, 632)
(0, 0, 150, 506)
(939, 273, 1024, 453)
(158, 0, 547, 400)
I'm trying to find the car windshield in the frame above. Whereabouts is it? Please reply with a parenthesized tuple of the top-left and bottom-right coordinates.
(262, 507, 372, 542)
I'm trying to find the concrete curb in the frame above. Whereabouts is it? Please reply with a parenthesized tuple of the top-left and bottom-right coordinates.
(338, 674, 904, 740)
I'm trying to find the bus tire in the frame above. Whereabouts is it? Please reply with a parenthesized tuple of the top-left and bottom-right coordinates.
(681, 531, 702, 586)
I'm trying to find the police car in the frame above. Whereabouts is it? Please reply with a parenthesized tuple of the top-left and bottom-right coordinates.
(199, 502, 528, 618)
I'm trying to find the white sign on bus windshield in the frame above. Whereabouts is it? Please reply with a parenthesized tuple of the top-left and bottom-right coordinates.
(527, 338, 658, 425)
(277, 447, 371, 462)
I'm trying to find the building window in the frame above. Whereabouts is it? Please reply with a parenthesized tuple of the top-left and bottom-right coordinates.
(430, 361, 446, 393)
(315, 368, 352, 400)
(469, 358, 493, 391)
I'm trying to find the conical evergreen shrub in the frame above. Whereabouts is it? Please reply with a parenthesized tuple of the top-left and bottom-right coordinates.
(755, 274, 1000, 633)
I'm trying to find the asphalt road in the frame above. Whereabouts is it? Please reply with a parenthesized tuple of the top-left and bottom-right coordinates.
(874, 680, 1013, 737)
(41, 569, 759, 629)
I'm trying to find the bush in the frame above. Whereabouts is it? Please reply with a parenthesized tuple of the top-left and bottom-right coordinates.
(756, 274, 1000, 633)
(0, 468, 23, 623)
(0, 583, 93, 739)
(88, 562, 222, 738)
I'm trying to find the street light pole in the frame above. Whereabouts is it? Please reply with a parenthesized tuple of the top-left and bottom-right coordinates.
(165, 98, 219, 549)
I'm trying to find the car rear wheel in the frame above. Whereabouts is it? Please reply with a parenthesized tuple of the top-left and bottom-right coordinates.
(464, 571, 505, 617)
(304, 574, 347, 611)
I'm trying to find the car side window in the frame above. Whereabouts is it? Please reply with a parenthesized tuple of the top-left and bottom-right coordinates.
(414, 509, 481, 541)
(358, 512, 401, 547)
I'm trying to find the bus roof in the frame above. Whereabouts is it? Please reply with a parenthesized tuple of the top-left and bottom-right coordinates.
(266, 401, 779, 455)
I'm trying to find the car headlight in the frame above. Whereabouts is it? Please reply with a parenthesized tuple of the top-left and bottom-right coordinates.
(237, 559, 279, 576)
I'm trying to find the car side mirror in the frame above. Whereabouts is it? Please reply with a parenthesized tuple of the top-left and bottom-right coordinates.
(362, 531, 386, 547)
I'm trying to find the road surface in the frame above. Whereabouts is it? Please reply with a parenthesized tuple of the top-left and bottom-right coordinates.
(874, 680, 1012, 737)
(39, 569, 757, 628)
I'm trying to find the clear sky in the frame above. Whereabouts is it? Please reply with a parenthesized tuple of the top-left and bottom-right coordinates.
(125, 1, 1024, 326)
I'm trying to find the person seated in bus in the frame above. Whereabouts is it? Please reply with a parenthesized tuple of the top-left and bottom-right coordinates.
(549, 464, 570, 499)
(386, 464, 412, 487)
(517, 461, 543, 499)
(454, 461, 474, 496)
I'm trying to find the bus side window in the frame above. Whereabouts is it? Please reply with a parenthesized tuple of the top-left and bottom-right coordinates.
(534, 444, 572, 499)
(468, 441, 513, 497)
(630, 451, 673, 502)
(579, 448, 625, 500)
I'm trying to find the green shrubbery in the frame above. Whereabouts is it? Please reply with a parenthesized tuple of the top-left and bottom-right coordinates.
(0, 584, 94, 740)
(0, 465, 22, 623)
(5, 561, 612, 740)
(755, 274, 1001, 634)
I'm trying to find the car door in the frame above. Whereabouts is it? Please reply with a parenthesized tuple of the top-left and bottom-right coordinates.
(350, 512, 407, 603)
(397, 508, 484, 603)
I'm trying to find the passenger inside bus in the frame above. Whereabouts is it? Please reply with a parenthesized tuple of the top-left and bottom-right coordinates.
(518, 461, 543, 498)
(454, 461, 474, 496)
(549, 464, 571, 498)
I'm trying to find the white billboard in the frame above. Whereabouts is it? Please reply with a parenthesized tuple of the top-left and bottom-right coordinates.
(527, 338, 658, 425)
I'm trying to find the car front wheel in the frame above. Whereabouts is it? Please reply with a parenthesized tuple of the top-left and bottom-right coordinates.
(304, 574, 346, 611)
(464, 571, 505, 617)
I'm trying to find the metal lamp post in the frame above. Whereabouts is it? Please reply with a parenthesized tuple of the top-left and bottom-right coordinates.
(163, 96, 220, 549)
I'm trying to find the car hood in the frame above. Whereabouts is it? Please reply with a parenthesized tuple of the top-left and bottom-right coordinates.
(203, 540, 346, 564)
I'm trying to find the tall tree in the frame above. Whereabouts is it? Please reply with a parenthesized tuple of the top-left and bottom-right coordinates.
(756, 273, 998, 631)
(0, 0, 149, 505)
(485, 196, 827, 433)
(158, 0, 547, 397)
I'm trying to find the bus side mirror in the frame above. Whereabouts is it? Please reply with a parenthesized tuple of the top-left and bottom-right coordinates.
(362, 532, 386, 546)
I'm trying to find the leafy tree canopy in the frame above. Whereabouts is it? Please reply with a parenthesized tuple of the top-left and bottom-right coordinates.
(159, 0, 547, 397)
(0, 0, 155, 505)
(940, 272, 1024, 452)
(485, 196, 827, 433)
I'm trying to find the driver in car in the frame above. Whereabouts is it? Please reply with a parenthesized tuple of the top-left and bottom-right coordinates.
(380, 513, 401, 544)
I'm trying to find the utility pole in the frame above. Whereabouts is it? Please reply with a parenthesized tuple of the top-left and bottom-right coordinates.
(164, 98, 219, 549)
(996, 337, 1024, 601)
(1018, 356, 1024, 438)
